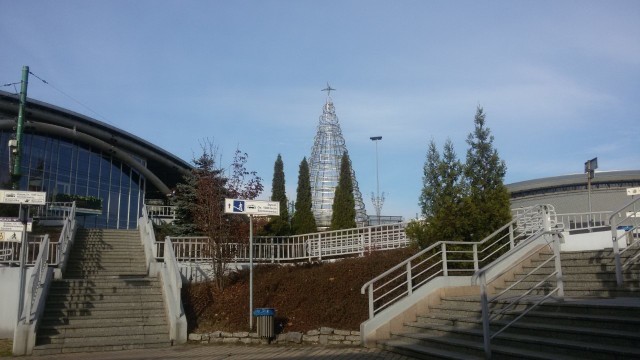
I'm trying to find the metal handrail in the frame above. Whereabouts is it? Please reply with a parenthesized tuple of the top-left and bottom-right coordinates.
(472, 229, 564, 358)
(23, 234, 50, 325)
(610, 196, 640, 285)
(555, 211, 612, 231)
(55, 201, 76, 268)
(139, 205, 158, 268)
(361, 204, 555, 319)
(160, 221, 410, 263)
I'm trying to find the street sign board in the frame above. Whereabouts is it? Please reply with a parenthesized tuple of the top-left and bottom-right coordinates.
(0, 231, 22, 242)
(224, 199, 280, 216)
(0, 190, 46, 205)
(0, 218, 25, 232)
(627, 187, 640, 196)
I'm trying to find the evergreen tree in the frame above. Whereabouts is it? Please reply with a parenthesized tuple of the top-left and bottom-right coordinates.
(409, 139, 466, 247)
(265, 154, 290, 235)
(330, 152, 356, 230)
(464, 106, 511, 241)
(291, 157, 317, 234)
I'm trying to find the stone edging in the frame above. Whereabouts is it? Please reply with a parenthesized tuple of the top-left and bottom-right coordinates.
(188, 327, 361, 346)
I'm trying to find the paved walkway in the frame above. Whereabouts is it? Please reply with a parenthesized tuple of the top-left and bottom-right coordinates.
(32, 344, 414, 360)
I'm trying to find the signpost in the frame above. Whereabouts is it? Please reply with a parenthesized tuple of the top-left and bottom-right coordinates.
(224, 199, 280, 329)
(0, 190, 46, 205)
(584, 158, 598, 229)
(0, 190, 46, 325)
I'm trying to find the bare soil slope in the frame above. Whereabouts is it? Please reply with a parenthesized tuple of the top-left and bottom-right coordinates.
(183, 247, 415, 334)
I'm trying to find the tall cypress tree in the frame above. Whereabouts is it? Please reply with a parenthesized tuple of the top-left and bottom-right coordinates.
(464, 106, 511, 241)
(266, 154, 290, 235)
(330, 152, 356, 230)
(291, 157, 317, 234)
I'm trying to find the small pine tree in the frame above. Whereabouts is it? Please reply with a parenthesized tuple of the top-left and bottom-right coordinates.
(331, 152, 356, 230)
(265, 154, 290, 235)
(409, 139, 466, 248)
(464, 106, 511, 241)
(291, 157, 317, 234)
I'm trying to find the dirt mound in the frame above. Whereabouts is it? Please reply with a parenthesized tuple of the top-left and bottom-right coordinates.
(183, 247, 415, 334)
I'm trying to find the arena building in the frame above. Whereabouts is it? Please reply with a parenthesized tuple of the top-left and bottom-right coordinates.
(0, 90, 191, 229)
(507, 170, 640, 215)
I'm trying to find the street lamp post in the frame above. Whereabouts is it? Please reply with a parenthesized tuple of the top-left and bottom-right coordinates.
(370, 136, 384, 225)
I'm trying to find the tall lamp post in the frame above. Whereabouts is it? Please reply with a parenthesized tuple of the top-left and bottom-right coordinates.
(370, 136, 384, 225)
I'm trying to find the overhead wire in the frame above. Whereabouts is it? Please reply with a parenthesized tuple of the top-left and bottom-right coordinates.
(28, 70, 115, 126)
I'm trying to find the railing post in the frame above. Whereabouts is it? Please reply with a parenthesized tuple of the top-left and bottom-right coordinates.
(473, 243, 479, 271)
(611, 216, 623, 286)
(360, 234, 364, 257)
(271, 238, 275, 264)
(368, 285, 374, 319)
(509, 223, 515, 249)
(441, 243, 448, 276)
(479, 272, 491, 359)
(552, 232, 564, 298)
(406, 261, 413, 295)
(318, 234, 322, 261)
(368, 226, 372, 254)
(542, 205, 552, 232)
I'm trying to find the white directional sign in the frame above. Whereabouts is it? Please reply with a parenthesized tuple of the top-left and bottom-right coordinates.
(0, 218, 25, 232)
(224, 199, 280, 216)
(0, 231, 22, 242)
(627, 187, 640, 196)
(0, 190, 46, 205)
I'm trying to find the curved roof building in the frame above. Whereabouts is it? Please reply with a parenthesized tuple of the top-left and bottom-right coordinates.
(507, 170, 640, 214)
(0, 90, 191, 229)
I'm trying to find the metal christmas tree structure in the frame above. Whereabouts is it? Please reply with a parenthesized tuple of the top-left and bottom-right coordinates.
(308, 85, 367, 229)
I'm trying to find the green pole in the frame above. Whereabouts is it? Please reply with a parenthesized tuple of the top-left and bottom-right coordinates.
(12, 65, 29, 189)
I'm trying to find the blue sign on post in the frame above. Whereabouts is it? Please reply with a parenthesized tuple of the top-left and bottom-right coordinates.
(233, 200, 245, 213)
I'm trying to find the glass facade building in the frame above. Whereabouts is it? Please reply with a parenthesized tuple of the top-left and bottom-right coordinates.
(0, 90, 190, 229)
(0, 131, 145, 229)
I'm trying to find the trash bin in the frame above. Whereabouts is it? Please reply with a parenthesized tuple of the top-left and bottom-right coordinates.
(253, 308, 275, 339)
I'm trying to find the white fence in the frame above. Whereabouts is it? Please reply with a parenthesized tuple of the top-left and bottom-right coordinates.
(161, 222, 410, 264)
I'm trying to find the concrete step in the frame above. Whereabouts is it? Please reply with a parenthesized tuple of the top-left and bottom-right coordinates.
(32, 334, 170, 355)
(40, 314, 166, 328)
(42, 307, 165, 319)
(49, 278, 160, 288)
(38, 324, 168, 339)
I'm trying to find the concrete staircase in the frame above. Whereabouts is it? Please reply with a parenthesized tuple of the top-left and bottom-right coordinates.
(33, 229, 170, 355)
(378, 249, 640, 359)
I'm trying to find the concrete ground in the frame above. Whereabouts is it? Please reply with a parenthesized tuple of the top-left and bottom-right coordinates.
(30, 344, 415, 360)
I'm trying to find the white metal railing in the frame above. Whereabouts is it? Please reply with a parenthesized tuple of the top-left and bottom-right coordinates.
(31, 202, 74, 220)
(163, 237, 187, 342)
(159, 222, 409, 264)
(610, 196, 640, 285)
(23, 235, 50, 325)
(147, 205, 177, 225)
(55, 201, 77, 272)
(0, 248, 11, 260)
(556, 211, 612, 231)
(361, 204, 555, 319)
(472, 229, 564, 359)
(0, 236, 56, 265)
(139, 205, 159, 268)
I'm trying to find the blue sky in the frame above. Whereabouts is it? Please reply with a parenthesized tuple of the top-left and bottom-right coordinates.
(1, 1, 639, 220)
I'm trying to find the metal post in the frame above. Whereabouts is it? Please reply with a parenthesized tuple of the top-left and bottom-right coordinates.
(12, 66, 29, 190)
(16, 205, 28, 324)
(553, 232, 564, 298)
(370, 136, 383, 225)
(611, 216, 623, 286)
(249, 215, 254, 330)
(479, 273, 491, 359)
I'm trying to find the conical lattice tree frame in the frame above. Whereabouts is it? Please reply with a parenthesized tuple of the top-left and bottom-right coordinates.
(308, 95, 367, 229)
